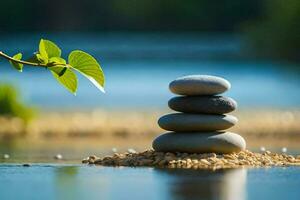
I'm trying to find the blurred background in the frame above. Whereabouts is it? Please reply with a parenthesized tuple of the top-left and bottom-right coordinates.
(0, 0, 299, 162)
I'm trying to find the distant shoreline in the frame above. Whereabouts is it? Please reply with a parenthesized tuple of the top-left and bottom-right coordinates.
(1, 109, 299, 148)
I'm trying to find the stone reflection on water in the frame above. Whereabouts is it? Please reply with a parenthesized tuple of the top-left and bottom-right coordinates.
(53, 166, 247, 200)
(156, 168, 246, 200)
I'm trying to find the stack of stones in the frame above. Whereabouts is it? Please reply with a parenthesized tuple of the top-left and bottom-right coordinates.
(153, 75, 246, 154)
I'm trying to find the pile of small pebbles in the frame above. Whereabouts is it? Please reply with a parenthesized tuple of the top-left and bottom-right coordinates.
(82, 150, 300, 170)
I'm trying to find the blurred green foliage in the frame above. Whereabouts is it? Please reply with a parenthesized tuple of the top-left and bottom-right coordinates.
(244, 0, 300, 60)
(0, 0, 261, 32)
(0, 84, 35, 123)
(0, 0, 298, 60)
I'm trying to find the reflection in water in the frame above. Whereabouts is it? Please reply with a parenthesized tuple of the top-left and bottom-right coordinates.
(55, 166, 79, 200)
(2, 165, 300, 200)
(156, 168, 246, 200)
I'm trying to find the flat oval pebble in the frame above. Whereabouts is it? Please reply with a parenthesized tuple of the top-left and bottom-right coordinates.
(152, 132, 246, 154)
(158, 113, 237, 132)
(168, 96, 237, 114)
(169, 75, 231, 96)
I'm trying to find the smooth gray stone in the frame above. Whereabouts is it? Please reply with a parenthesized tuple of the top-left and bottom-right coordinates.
(168, 96, 237, 114)
(152, 132, 246, 153)
(169, 75, 231, 96)
(158, 113, 237, 132)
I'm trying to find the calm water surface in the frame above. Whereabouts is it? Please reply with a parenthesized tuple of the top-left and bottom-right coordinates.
(0, 164, 300, 200)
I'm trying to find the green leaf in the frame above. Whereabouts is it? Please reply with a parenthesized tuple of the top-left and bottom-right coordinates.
(50, 66, 68, 76)
(39, 39, 62, 63)
(9, 53, 23, 72)
(48, 57, 66, 67)
(36, 53, 47, 64)
(68, 50, 105, 92)
(51, 67, 77, 94)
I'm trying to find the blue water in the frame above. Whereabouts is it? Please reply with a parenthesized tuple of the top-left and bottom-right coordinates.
(0, 164, 299, 200)
(1, 33, 299, 110)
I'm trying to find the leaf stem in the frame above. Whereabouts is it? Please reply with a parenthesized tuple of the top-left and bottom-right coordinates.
(0, 51, 47, 67)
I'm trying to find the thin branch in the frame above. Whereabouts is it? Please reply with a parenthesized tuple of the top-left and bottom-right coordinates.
(0, 51, 52, 67)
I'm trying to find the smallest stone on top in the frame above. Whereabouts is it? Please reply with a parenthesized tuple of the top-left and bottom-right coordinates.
(153, 75, 246, 154)
(169, 75, 231, 96)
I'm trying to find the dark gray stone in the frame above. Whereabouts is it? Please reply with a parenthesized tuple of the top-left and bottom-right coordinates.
(152, 132, 246, 153)
(168, 96, 237, 114)
(158, 113, 237, 132)
(169, 75, 231, 96)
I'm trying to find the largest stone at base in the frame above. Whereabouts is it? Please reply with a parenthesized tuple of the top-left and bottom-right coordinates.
(152, 132, 246, 154)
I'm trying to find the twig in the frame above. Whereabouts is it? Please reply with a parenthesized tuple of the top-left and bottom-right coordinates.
(0, 51, 50, 67)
